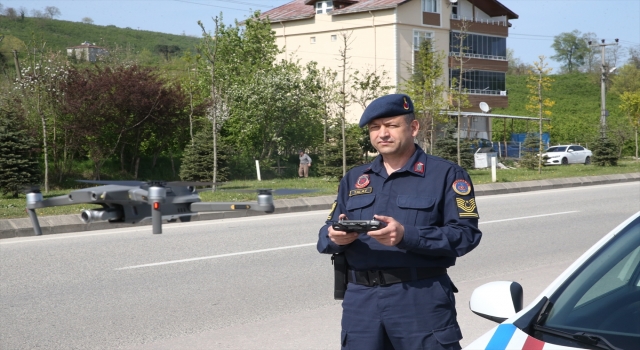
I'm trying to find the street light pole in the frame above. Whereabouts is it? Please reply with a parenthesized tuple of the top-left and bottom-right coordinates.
(589, 38, 618, 138)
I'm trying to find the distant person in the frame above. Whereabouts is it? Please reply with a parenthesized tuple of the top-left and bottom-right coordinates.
(298, 150, 312, 178)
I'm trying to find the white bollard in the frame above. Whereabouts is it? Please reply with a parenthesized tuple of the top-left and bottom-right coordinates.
(491, 156, 497, 183)
(255, 160, 262, 181)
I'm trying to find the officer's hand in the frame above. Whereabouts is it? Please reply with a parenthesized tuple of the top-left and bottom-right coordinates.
(328, 214, 358, 246)
(368, 214, 404, 246)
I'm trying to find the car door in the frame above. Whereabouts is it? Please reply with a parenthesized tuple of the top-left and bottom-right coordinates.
(567, 146, 580, 164)
(572, 146, 586, 163)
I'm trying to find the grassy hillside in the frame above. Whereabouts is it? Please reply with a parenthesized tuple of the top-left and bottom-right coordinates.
(492, 73, 624, 146)
(0, 16, 200, 63)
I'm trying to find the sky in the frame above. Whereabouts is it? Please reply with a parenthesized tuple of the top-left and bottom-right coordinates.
(3, 0, 640, 71)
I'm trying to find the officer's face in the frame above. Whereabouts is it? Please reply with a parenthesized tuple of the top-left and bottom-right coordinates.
(368, 115, 419, 158)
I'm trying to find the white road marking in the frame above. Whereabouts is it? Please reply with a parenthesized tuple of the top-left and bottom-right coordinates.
(116, 243, 316, 270)
(0, 211, 328, 245)
(117, 211, 580, 270)
(479, 211, 579, 224)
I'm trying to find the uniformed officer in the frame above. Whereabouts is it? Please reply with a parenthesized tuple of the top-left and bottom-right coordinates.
(317, 94, 481, 350)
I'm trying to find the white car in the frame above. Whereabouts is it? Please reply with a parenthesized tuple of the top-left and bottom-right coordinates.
(544, 145, 593, 166)
(465, 211, 640, 350)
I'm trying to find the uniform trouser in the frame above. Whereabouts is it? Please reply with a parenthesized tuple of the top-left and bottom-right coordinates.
(298, 164, 309, 177)
(340, 274, 462, 350)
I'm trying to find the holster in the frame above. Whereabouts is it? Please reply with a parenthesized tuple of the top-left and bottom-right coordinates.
(331, 253, 348, 300)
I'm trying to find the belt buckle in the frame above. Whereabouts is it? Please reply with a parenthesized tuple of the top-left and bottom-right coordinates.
(366, 270, 385, 286)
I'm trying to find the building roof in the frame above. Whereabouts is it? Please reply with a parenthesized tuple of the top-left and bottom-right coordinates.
(261, 0, 409, 22)
(261, 0, 518, 22)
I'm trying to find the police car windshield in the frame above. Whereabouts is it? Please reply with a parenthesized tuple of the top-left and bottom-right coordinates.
(539, 216, 640, 349)
(546, 146, 567, 152)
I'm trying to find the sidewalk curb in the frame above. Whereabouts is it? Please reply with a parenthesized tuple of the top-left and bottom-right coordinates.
(2, 173, 638, 239)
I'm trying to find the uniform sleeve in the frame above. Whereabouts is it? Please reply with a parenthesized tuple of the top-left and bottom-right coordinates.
(396, 168, 481, 257)
(317, 179, 349, 254)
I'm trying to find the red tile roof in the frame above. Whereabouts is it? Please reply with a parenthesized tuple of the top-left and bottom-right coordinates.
(261, 0, 409, 22)
(261, 0, 518, 22)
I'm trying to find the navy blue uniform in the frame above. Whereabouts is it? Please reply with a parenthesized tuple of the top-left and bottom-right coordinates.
(318, 145, 481, 350)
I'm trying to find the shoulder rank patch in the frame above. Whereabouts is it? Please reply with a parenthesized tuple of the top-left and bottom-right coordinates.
(355, 174, 370, 189)
(456, 198, 479, 218)
(349, 187, 372, 197)
(413, 162, 424, 174)
(452, 179, 471, 196)
(327, 201, 337, 220)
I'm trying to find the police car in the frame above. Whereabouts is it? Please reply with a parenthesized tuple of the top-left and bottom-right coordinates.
(464, 211, 640, 350)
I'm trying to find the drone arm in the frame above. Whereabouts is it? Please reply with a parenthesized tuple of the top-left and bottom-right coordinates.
(26, 190, 107, 210)
(189, 201, 275, 214)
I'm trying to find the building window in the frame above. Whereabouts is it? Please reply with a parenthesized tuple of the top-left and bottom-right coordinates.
(316, 1, 333, 14)
(449, 69, 506, 94)
(449, 32, 507, 60)
(422, 0, 439, 13)
(451, 3, 459, 19)
(310, 36, 316, 44)
(331, 34, 337, 42)
(413, 30, 434, 51)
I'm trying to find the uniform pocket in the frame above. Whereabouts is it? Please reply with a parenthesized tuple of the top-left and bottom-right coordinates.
(341, 330, 348, 349)
(345, 194, 375, 219)
(432, 323, 463, 347)
(397, 195, 435, 226)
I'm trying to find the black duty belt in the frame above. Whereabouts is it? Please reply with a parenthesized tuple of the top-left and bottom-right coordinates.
(347, 267, 447, 287)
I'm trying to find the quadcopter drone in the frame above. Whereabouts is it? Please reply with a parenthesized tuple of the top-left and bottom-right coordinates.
(25, 180, 313, 236)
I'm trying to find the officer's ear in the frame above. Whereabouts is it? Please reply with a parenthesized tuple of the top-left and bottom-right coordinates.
(410, 119, 419, 137)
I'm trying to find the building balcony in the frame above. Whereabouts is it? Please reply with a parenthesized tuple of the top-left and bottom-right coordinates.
(451, 17, 509, 37)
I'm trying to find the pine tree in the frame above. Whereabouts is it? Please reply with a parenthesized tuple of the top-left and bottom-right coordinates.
(179, 126, 229, 182)
(433, 123, 474, 169)
(591, 136, 618, 166)
(0, 108, 41, 197)
(318, 123, 363, 179)
(519, 134, 546, 170)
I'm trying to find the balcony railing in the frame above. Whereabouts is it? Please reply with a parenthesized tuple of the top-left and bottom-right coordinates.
(450, 51, 507, 61)
(451, 15, 508, 26)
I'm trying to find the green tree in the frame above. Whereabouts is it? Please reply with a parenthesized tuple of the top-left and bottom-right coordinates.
(179, 126, 228, 182)
(0, 106, 41, 197)
(610, 63, 640, 96)
(433, 123, 473, 169)
(551, 30, 590, 73)
(525, 56, 555, 174)
(519, 134, 546, 170)
(318, 122, 363, 179)
(619, 91, 640, 159)
(591, 136, 618, 166)
(402, 38, 447, 153)
(449, 19, 472, 166)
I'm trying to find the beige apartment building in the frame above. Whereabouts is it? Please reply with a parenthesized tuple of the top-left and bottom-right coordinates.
(262, 0, 519, 137)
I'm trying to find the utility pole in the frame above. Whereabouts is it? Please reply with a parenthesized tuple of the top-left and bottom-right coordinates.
(589, 38, 618, 138)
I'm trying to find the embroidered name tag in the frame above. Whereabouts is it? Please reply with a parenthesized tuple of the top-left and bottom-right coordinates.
(349, 187, 373, 197)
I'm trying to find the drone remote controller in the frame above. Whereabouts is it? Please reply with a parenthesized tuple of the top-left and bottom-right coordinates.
(332, 219, 386, 233)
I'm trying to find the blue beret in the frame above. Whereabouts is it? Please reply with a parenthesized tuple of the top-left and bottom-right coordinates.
(359, 94, 414, 127)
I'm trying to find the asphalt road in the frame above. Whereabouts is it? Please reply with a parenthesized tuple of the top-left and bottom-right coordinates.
(1, 182, 639, 350)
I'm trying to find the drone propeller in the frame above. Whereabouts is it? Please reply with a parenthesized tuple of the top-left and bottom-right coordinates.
(22, 185, 42, 193)
(76, 180, 224, 187)
(232, 188, 318, 196)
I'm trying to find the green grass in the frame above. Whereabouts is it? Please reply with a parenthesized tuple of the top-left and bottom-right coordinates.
(2, 159, 638, 220)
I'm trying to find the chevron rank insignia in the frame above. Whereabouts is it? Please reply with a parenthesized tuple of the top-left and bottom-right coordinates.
(456, 198, 479, 218)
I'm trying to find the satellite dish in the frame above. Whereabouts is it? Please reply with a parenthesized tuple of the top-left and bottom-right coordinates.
(479, 102, 490, 113)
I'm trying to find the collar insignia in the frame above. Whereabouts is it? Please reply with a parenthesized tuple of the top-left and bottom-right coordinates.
(452, 179, 472, 196)
(349, 187, 373, 197)
(355, 174, 370, 189)
(413, 162, 424, 174)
